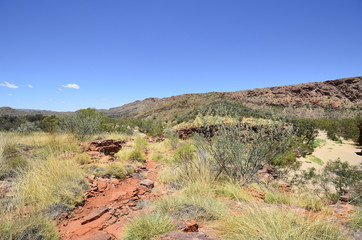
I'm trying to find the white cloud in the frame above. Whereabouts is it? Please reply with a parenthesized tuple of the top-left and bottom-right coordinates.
(8, 94, 13, 96)
(28, 84, 33, 88)
(62, 83, 80, 89)
(0, 81, 18, 88)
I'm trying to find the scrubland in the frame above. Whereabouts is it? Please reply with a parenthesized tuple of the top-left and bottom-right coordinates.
(0, 110, 361, 240)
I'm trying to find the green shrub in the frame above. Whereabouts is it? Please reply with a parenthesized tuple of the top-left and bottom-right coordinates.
(129, 148, 145, 162)
(155, 194, 227, 221)
(73, 153, 91, 165)
(265, 191, 293, 205)
(60, 108, 103, 140)
(349, 209, 362, 230)
(92, 163, 127, 179)
(0, 212, 59, 240)
(123, 213, 174, 240)
(18, 158, 87, 208)
(135, 136, 148, 150)
(215, 182, 254, 202)
(195, 118, 294, 184)
(164, 127, 178, 149)
(319, 159, 362, 196)
(216, 205, 346, 240)
(173, 144, 195, 162)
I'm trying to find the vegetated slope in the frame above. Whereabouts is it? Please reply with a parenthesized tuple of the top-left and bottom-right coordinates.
(1, 76, 361, 119)
(0, 107, 71, 116)
(104, 76, 362, 120)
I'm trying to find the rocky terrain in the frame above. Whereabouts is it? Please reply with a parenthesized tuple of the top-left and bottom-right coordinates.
(1, 76, 361, 119)
(104, 76, 362, 119)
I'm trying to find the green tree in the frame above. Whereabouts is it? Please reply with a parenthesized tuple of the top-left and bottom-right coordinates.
(42, 116, 59, 134)
(60, 108, 103, 140)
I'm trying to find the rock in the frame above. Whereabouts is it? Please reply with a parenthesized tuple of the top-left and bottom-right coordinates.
(257, 165, 279, 181)
(278, 181, 291, 192)
(87, 139, 125, 156)
(242, 187, 265, 201)
(132, 172, 146, 180)
(124, 165, 135, 174)
(140, 179, 154, 188)
(96, 181, 108, 192)
(339, 191, 351, 202)
(81, 208, 109, 225)
(79, 232, 112, 240)
(182, 220, 199, 232)
(328, 204, 355, 219)
(43, 203, 72, 220)
(161, 232, 219, 240)
(135, 199, 151, 210)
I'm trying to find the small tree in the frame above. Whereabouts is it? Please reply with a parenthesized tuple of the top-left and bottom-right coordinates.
(42, 116, 59, 134)
(319, 159, 361, 196)
(195, 118, 295, 184)
(60, 108, 102, 140)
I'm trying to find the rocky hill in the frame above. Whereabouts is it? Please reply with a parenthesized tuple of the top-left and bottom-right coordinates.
(104, 76, 362, 120)
(2, 76, 361, 119)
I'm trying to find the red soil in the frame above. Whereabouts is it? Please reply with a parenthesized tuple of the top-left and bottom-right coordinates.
(57, 152, 167, 240)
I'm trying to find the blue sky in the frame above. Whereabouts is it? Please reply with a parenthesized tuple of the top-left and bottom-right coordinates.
(1, 0, 361, 111)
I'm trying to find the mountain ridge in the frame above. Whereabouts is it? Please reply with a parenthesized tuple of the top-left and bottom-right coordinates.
(1, 76, 361, 119)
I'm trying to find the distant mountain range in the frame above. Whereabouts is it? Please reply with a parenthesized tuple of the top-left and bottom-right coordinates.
(1, 76, 361, 119)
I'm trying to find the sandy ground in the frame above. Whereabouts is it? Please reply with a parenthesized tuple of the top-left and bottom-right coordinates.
(300, 131, 362, 171)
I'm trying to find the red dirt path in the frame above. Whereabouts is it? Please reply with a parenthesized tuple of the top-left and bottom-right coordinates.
(57, 152, 166, 240)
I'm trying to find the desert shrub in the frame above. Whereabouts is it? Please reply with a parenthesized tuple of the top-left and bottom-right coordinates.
(174, 100, 271, 124)
(33, 134, 80, 158)
(164, 127, 178, 149)
(349, 209, 362, 230)
(42, 116, 59, 134)
(298, 195, 325, 212)
(123, 213, 174, 240)
(171, 149, 216, 183)
(215, 205, 346, 240)
(60, 108, 103, 140)
(135, 136, 148, 150)
(264, 191, 293, 205)
(151, 152, 173, 164)
(18, 158, 87, 208)
(155, 194, 227, 221)
(0, 212, 59, 240)
(215, 182, 254, 202)
(271, 148, 298, 168)
(129, 148, 145, 162)
(289, 118, 318, 145)
(16, 122, 41, 133)
(173, 144, 195, 162)
(0, 134, 30, 180)
(73, 153, 91, 165)
(195, 118, 294, 184)
(319, 159, 361, 196)
(290, 160, 361, 204)
(137, 120, 164, 137)
(0, 156, 29, 180)
(92, 163, 127, 179)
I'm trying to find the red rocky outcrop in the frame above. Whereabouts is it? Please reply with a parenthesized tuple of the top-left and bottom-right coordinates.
(87, 140, 125, 156)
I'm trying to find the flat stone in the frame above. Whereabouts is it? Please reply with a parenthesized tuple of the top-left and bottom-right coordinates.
(161, 232, 219, 240)
(140, 179, 154, 188)
(79, 231, 112, 240)
(81, 208, 109, 225)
